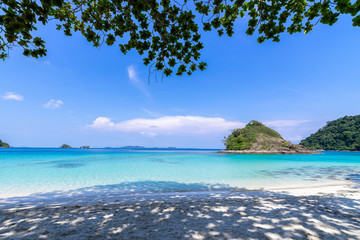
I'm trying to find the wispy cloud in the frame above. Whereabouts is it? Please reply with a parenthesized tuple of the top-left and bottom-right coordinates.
(127, 65, 151, 99)
(263, 120, 311, 143)
(36, 60, 52, 66)
(43, 99, 63, 109)
(2, 92, 23, 101)
(87, 116, 245, 136)
(264, 120, 310, 128)
(142, 108, 162, 118)
(30, 59, 55, 68)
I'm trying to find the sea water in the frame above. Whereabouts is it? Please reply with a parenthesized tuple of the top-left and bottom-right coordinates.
(0, 148, 360, 198)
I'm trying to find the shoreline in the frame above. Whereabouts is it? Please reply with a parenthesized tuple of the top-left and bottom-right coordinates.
(0, 180, 357, 207)
(217, 149, 321, 154)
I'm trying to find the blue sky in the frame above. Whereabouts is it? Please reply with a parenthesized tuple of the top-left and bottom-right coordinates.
(1, 15, 359, 148)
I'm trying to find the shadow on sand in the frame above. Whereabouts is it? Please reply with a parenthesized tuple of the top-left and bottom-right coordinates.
(0, 181, 360, 239)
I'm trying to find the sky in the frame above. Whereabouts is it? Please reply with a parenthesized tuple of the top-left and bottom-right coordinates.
(1, 14, 360, 148)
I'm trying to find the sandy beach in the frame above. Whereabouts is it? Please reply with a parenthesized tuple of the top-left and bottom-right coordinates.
(1, 182, 359, 240)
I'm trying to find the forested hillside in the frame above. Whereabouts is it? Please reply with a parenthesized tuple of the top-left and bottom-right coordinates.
(300, 115, 360, 151)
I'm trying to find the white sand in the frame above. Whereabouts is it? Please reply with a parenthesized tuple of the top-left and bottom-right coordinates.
(1, 182, 360, 239)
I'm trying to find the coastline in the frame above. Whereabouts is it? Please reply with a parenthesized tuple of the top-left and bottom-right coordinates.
(0, 179, 352, 201)
(217, 149, 321, 154)
(1, 181, 359, 239)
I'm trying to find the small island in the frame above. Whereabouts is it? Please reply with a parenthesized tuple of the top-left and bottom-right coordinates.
(80, 146, 90, 149)
(59, 144, 72, 149)
(220, 120, 317, 154)
(0, 139, 10, 148)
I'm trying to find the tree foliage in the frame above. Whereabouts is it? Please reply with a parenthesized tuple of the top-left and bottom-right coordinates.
(300, 115, 360, 151)
(0, 139, 10, 148)
(1, 0, 359, 76)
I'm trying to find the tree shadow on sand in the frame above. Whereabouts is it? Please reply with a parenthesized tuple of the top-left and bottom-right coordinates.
(0, 181, 360, 239)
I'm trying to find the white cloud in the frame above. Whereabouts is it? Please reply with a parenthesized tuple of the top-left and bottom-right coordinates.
(262, 120, 312, 143)
(127, 65, 151, 99)
(2, 92, 23, 101)
(41, 60, 52, 66)
(88, 116, 245, 136)
(43, 99, 63, 109)
(30, 59, 55, 68)
(287, 136, 303, 142)
(264, 120, 310, 128)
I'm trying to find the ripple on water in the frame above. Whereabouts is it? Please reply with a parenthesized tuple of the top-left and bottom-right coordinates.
(53, 163, 85, 169)
(257, 166, 360, 182)
(151, 158, 182, 164)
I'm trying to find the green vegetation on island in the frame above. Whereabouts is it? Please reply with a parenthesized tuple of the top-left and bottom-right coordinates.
(222, 121, 314, 154)
(300, 115, 360, 151)
(80, 146, 90, 149)
(59, 144, 72, 149)
(0, 139, 10, 148)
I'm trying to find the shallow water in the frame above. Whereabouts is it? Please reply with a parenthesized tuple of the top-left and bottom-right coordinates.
(0, 148, 360, 198)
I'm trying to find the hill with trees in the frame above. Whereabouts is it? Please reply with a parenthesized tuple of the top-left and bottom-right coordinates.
(0, 139, 9, 148)
(221, 121, 315, 154)
(300, 115, 360, 151)
(60, 144, 72, 149)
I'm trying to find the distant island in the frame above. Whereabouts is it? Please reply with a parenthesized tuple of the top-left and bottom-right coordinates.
(103, 146, 179, 150)
(220, 120, 316, 154)
(0, 139, 9, 148)
(80, 146, 90, 149)
(301, 115, 360, 151)
(119, 146, 146, 149)
(59, 144, 72, 148)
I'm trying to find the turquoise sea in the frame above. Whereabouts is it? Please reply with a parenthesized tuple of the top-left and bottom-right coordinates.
(1, 148, 360, 199)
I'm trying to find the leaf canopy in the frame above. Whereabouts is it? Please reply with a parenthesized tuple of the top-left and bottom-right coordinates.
(1, 0, 359, 76)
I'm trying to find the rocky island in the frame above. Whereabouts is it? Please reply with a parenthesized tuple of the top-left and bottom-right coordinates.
(220, 120, 318, 154)
(0, 139, 9, 148)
